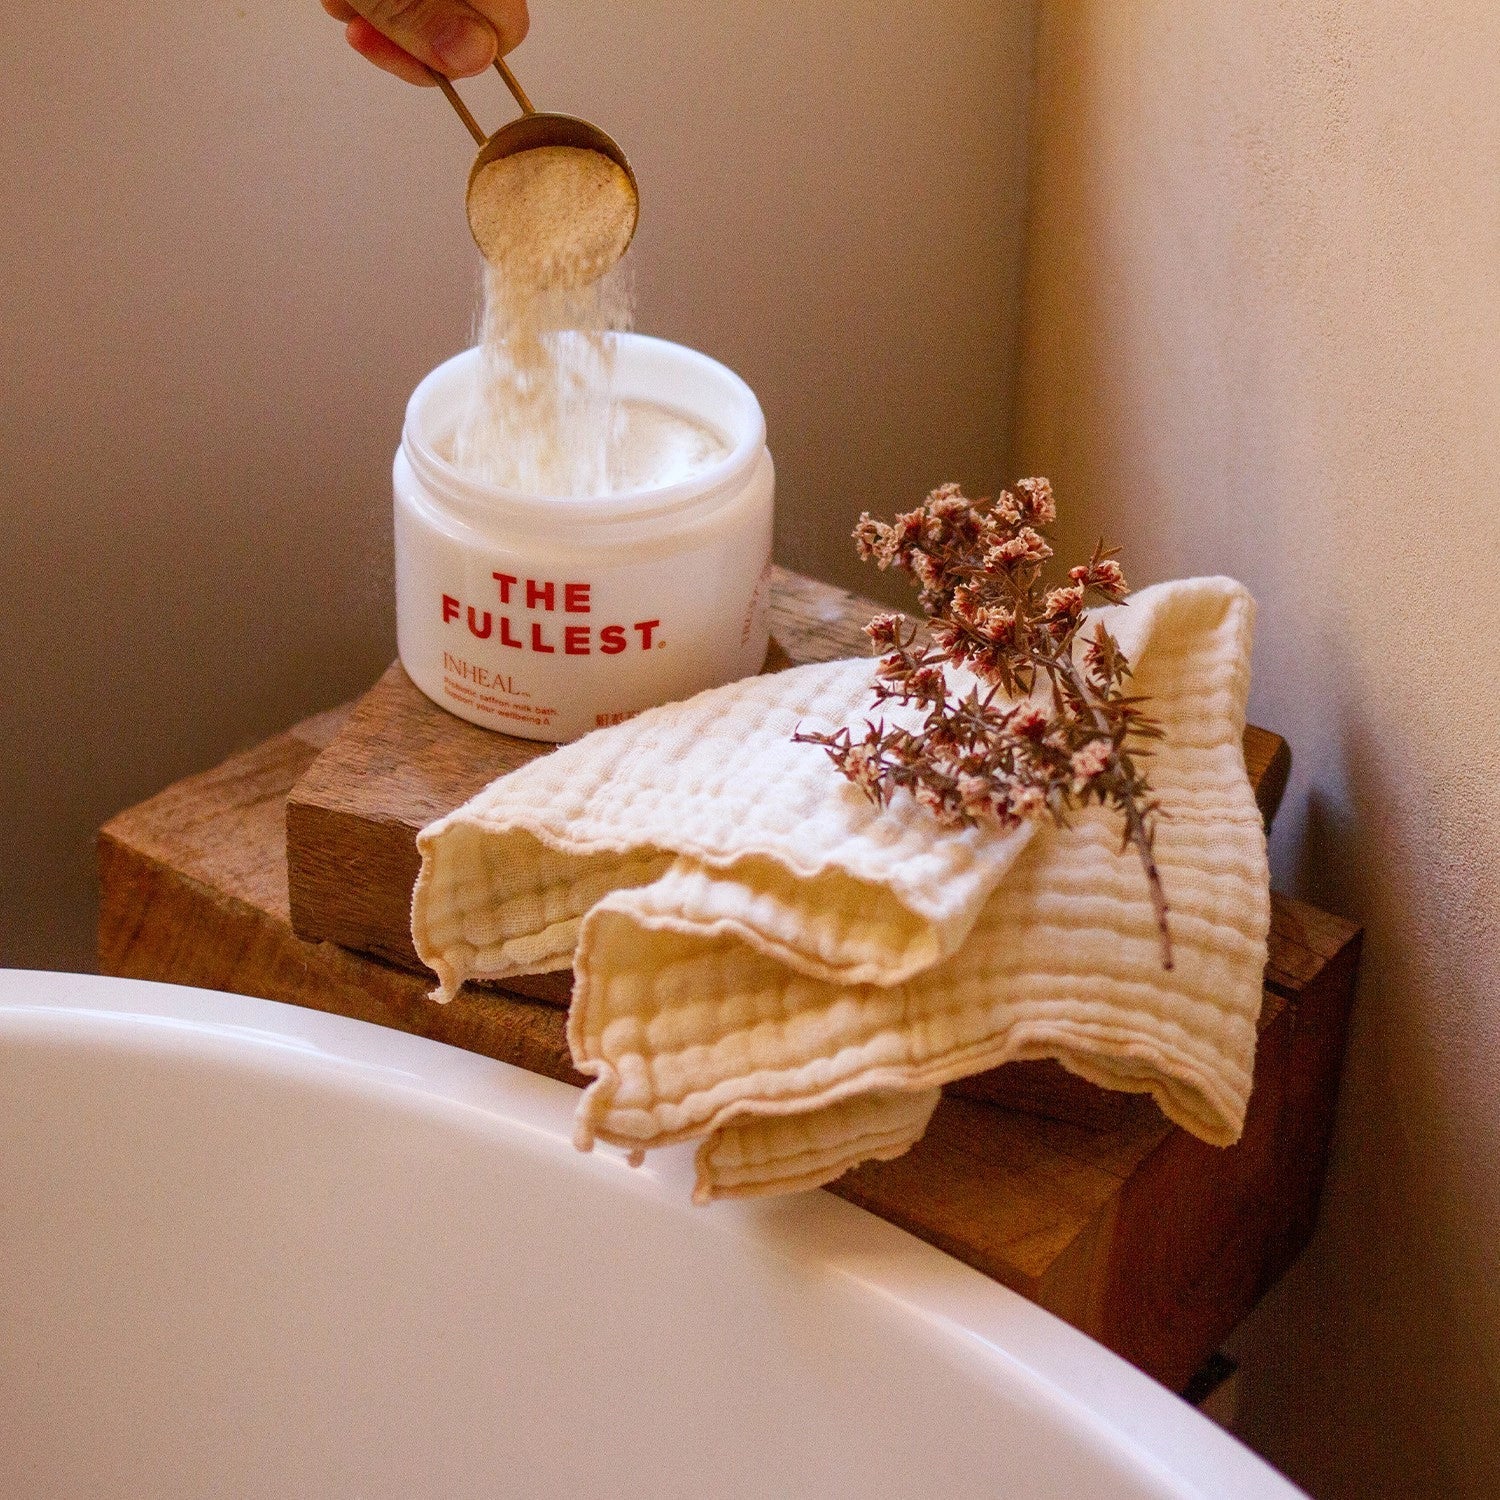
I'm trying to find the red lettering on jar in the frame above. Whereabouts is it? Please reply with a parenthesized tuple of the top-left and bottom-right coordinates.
(444, 590, 655, 656)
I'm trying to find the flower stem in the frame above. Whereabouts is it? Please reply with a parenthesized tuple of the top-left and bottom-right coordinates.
(1056, 653, 1174, 969)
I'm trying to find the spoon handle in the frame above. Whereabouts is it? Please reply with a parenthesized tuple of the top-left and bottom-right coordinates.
(493, 55, 536, 115)
(428, 68, 487, 145)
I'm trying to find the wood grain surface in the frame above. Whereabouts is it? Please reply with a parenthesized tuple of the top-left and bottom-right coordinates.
(99, 702, 1359, 1394)
(286, 566, 1293, 1032)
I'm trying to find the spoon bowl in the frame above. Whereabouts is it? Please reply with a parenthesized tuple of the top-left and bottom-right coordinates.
(432, 57, 639, 287)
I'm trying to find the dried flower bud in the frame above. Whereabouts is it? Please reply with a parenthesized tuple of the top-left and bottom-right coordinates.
(1070, 557, 1128, 601)
(1069, 739, 1112, 790)
(976, 607, 1016, 646)
(853, 514, 896, 567)
(839, 741, 884, 797)
(1094, 559, 1127, 597)
(865, 613, 904, 649)
(908, 665, 946, 702)
(925, 720, 960, 754)
(892, 510, 931, 549)
(967, 651, 1007, 689)
(1008, 785, 1047, 819)
(1014, 477, 1057, 526)
(927, 485, 971, 522)
(994, 491, 1023, 525)
(1012, 704, 1049, 740)
(957, 773, 1006, 824)
(911, 551, 942, 590)
(913, 782, 950, 819)
(950, 586, 982, 625)
(929, 622, 962, 656)
(1044, 585, 1086, 626)
(988, 527, 1053, 570)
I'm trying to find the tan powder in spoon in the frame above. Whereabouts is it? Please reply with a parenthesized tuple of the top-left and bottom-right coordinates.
(468, 145, 636, 291)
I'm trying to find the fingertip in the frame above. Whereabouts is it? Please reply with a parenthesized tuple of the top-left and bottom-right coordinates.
(430, 16, 497, 78)
(474, 1, 528, 55)
(501, 2, 530, 53)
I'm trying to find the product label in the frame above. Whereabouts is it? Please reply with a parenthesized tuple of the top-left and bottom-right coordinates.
(398, 472, 771, 742)
(433, 571, 668, 734)
(440, 651, 559, 733)
(440, 574, 663, 658)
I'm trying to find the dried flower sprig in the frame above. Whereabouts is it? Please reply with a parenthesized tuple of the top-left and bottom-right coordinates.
(795, 480, 1173, 968)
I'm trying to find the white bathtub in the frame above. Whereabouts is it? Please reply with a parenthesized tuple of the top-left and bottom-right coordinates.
(0, 971, 1302, 1498)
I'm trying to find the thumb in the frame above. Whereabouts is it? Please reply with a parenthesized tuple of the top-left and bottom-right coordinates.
(348, 0, 512, 78)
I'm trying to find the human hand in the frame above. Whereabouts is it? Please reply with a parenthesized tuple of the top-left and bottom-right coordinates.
(320, 0, 530, 85)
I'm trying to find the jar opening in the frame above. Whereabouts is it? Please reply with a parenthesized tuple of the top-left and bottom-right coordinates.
(403, 335, 767, 531)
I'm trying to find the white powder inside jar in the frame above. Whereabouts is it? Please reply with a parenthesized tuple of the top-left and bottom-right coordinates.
(450, 148, 730, 498)
(608, 399, 730, 491)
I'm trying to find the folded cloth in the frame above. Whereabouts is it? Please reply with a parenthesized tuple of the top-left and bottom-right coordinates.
(413, 577, 1270, 1202)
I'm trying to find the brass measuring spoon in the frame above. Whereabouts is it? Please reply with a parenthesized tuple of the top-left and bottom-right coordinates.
(430, 57, 639, 288)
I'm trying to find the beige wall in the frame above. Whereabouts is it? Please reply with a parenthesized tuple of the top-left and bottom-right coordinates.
(1014, 3, 1500, 1494)
(0, 2, 1034, 968)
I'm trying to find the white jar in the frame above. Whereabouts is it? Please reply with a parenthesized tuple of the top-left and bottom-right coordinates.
(395, 335, 774, 742)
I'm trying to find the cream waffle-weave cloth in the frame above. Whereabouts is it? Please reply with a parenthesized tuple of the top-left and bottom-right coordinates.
(413, 577, 1270, 1203)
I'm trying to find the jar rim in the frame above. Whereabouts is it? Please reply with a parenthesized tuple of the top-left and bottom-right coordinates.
(401, 335, 767, 533)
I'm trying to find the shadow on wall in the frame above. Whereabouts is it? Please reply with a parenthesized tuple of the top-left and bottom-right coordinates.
(1229, 702, 1500, 1496)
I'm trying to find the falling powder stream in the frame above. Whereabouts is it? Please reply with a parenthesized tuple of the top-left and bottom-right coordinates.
(451, 145, 728, 498)
(452, 258, 635, 497)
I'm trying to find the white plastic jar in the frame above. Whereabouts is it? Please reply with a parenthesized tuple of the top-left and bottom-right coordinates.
(395, 335, 774, 742)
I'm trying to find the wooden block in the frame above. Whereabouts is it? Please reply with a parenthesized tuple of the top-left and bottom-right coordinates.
(1242, 724, 1291, 836)
(99, 721, 1358, 1393)
(98, 721, 586, 1090)
(286, 567, 1292, 998)
(946, 1059, 1166, 1131)
(1091, 896, 1361, 1389)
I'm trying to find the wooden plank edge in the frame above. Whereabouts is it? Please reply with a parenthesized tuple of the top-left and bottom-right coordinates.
(1244, 725, 1292, 832)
